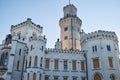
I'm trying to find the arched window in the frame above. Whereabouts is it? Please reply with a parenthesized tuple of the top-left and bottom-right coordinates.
(95, 45, 97, 52)
(110, 74, 116, 80)
(19, 49, 21, 55)
(17, 60, 20, 70)
(4, 52, 9, 65)
(94, 73, 102, 80)
(33, 73, 36, 80)
(0, 52, 9, 66)
(42, 46, 44, 51)
(31, 45, 33, 51)
(39, 74, 41, 80)
(17, 33, 21, 39)
(29, 56, 32, 67)
(34, 56, 38, 67)
(28, 73, 30, 80)
(0, 54, 4, 65)
(40, 57, 43, 67)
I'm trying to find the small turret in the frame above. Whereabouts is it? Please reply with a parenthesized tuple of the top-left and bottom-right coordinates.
(54, 38, 61, 49)
(59, 4, 82, 50)
(63, 4, 77, 17)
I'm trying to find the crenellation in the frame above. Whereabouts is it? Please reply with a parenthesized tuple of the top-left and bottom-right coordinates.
(81, 30, 118, 45)
(29, 35, 47, 43)
(11, 18, 43, 32)
(46, 48, 86, 54)
(0, 3, 120, 80)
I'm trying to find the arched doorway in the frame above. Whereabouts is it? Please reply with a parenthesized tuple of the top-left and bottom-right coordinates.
(94, 73, 102, 80)
(110, 74, 116, 80)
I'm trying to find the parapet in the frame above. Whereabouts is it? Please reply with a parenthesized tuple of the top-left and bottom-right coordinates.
(59, 17, 82, 27)
(29, 35, 47, 43)
(81, 30, 118, 45)
(45, 48, 87, 54)
(11, 18, 43, 31)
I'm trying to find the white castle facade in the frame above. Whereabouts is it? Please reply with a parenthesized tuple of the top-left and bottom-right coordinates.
(0, 4, 120, 80)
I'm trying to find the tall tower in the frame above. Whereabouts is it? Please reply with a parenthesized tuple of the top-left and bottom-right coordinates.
(59, 4, 82, 50)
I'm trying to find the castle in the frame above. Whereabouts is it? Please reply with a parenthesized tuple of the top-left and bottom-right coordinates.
(0, 3, 120, 80)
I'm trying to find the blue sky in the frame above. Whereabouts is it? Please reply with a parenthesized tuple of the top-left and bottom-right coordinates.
(0, 0, 120, 49)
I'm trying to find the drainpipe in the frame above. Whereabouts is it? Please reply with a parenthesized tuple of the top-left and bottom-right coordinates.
(84, 52, 88, 80)
(21, 55, 25, 80)
(71, 19, 74, 50)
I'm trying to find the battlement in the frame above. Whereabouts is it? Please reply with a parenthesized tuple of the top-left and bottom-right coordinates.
(29, 35, 47, 43)
(45, 48, 86, 54)
(59, 17, 82, 27)
(11, 18, 43, 31)
(81, 30, 118, 45)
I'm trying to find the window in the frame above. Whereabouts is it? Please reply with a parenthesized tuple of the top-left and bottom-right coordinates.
(73, 77, 77, 80)
(63, 60, 68, 70)
(31, 45, 33, 51)
(39, 74, 41, 80)
(72, 60, 76, 70)
(17, 33, 21, 39)
(64, 27, 68, 31)
(81, 61, 85, 71)
(29, 56, 32, 67)
(95, 45, 97, 52)
(33, 73, 36, 80)
(93, 58, 99, 68)
(54, 76, 58, 80)
(40, 57, 43, 67)
(23, 38, 25, 41)
(92, 46, 94, 52)
(34, 56, 38, 67)
(28, 73, 30, 80)
(63, 77, 67, 80)
(17, 60, 20, 70)
(19, 49, 21, 55)
(45, 59, 50, 69)
(108, 57, 113, 68)
(94, 73, 102, 80)
(54, 59, 58, 69)
(0, 53, 9, 66)
(42, 46, 44, 51)
(107, 45, 111, 51)
(4, 53, 8, 65)
(45, 76, 49, 80)
(110, 74, 116, 80)
(64, 36, 68, 40)
(92, 45, 97, 52)
(0, 54, 4, 65)
(81, 77, 85, 80)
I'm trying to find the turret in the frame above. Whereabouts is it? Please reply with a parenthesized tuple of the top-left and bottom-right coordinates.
(59, 4, 82, 50)
(25, 33, 47, 80)
(10, 18, 43, 43)
(81, 30, 120, 80)
(54, 39, 61, 49)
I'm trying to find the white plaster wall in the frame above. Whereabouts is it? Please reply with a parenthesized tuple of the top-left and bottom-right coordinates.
(82, 38, 120, 80)
(44, 51, 86, 80)
(25, 35, 46, 80)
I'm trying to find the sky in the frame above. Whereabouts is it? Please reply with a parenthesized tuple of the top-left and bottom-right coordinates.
(0, 0, 120, 50)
